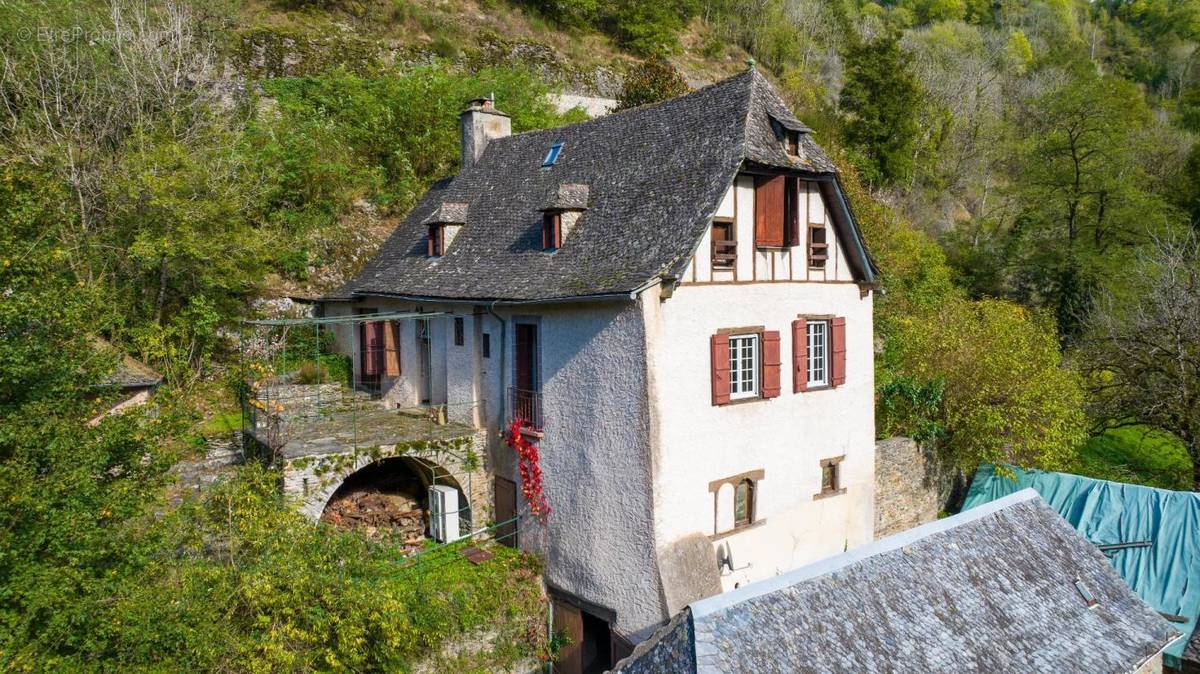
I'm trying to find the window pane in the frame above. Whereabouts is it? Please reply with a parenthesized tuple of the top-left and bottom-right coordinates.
(734, 483, 747, 523)
(822, 464, 835, 492)
(807, 321, 827, 386)
(727, 335, 759, 398)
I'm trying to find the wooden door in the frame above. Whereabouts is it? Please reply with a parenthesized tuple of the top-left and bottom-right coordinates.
(416, 320, 431, 404)
(552, 599, 583, 674)
(494, 477, 517, 548)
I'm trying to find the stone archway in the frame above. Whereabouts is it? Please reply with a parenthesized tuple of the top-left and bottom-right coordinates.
(319, 456, 453, 543)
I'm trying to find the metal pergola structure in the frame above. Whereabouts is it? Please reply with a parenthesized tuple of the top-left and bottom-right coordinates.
(238, 309, 483, 533)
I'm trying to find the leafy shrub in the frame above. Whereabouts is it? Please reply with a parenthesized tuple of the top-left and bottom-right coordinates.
(887, 299, 1088, 473)
(615, 56, 689, 110)
(877, 376, 945, 444)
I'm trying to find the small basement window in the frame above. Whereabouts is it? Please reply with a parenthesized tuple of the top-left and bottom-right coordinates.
(454, 317, 464, 346)
(542, 212, 562, 250)
(542, 141, 564, 167)
(816, 456, 846, 499)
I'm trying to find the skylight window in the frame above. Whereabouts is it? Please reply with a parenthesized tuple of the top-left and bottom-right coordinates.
(542, 142, 564, 167)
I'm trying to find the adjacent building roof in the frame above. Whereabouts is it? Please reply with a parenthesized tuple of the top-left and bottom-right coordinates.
(964, 464, 1200, 667)
(94, 338, 162, 389)
(329, 69, 877, 303)
(614, 490, 1179, 674)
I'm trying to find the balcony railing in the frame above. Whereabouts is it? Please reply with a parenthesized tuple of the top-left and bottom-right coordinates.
(712, 239, 737, 268)
(508, 387, 543, 431)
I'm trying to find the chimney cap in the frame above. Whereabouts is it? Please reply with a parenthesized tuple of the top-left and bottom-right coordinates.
(461, 96, 510, 117)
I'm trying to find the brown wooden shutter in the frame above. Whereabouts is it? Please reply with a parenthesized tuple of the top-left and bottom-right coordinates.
(711, 333, 731, 406)
(363, 321, 383, 376)
(792, 318, 808, 393)
(761, 330, 781, 398)
(384, 320, 401, 376)
(831, 316, 847, 387)
(754, 175, 786, 248)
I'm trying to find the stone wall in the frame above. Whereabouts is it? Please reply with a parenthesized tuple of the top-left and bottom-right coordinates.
(283, 428, 490, 525)
(874, 437, 942, 539)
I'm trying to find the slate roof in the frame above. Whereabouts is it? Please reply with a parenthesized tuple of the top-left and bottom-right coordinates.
(329, 69, 875, 303)
(420, 201, 468, 226)
(94, 338, 162, 389)
(613, 490, 1179, 674)
(540, 183, 590, 211)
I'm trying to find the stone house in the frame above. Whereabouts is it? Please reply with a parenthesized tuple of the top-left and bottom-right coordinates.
(613, 490, 1181, 674)
(318, 68, 879, 671)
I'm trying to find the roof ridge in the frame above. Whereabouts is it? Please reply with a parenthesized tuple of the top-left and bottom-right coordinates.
(689, 488, 1042, 620)
(485, 69, 757, 146)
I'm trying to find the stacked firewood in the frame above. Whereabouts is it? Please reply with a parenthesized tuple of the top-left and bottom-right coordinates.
(322, 490, 427, 547)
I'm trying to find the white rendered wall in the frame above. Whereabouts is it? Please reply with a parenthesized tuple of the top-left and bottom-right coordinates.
(493, 301, 663, 639)
(681, 176, 856, 284)
(643, 281, 875, 592)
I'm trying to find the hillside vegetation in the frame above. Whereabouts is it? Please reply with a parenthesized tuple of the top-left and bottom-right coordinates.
(1, 0, 1198, 669)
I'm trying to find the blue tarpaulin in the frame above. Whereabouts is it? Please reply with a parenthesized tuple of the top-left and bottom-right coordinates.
(963, 465, 1200, 666)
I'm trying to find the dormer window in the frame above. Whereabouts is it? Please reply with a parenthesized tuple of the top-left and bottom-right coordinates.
(428, 224, 445, 257)
(542, 212, 562, 251)
(785, 130, 800, 156)
(538, 183, 588, 251)
(421, 202, 467, 258)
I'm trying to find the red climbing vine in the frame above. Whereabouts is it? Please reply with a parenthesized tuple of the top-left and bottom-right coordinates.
(505, 419, 551, 521)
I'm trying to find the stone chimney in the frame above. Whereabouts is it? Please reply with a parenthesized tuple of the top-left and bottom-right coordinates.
(459, 96, 511, 170)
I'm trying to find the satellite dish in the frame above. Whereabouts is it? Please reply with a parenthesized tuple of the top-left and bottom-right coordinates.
(718, 542, 735, 572)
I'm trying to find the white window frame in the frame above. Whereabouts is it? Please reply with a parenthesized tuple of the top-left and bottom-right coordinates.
(807, 320, 829, 387)
(728, 333, 760, 400)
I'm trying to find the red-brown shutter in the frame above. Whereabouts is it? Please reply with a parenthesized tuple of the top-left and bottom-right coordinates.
(711, 333, 731, 406)
(384, 320, 401, 376)
(831, 316, 847, 387)
(754, 175, 786, 248)
(784, 178, 800, 247)
(363, 321, 383, 376)
(792, 318, 808, 393)
(761, 330, 781, 398)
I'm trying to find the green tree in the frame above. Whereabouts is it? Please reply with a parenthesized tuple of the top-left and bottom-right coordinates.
(1008, 70, 1176, 340)
(1078, 234, 1200, 489)
(887, 298, 1089, 473)
(840, 31, 923, 185)
(615, 56, 690, 110)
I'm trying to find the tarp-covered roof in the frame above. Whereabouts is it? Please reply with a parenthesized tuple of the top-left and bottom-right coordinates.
(615, 490, 1178, 673)
(964, 464, 1200, 666)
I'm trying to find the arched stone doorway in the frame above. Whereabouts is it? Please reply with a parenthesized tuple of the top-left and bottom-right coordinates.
(317, 456, 471, 548)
